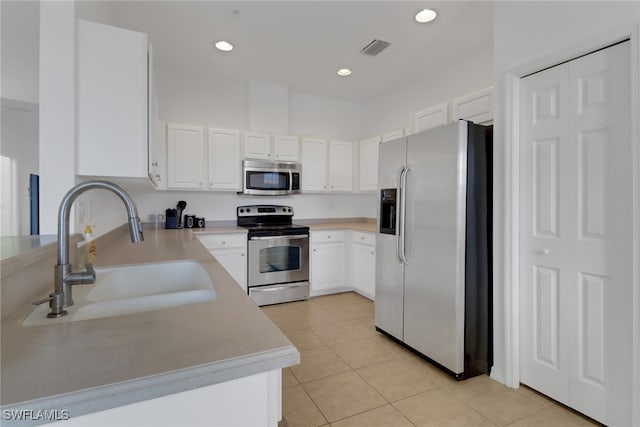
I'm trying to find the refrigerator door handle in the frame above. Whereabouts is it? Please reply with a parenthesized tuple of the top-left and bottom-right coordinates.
(396, 167, 406, 263)
(399, 166, 410, 264)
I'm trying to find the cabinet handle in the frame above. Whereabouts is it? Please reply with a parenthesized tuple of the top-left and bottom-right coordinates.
(313, 249, 316, 252)
(152, 162, 158, 167)
(360, 236, 365, 240)
(221, 241, 226, 245)
(241, 253, 245, 257)
(370, 251, 374, 255)
(328, 235, 331, 239)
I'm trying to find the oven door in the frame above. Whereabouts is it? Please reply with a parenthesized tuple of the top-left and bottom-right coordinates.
(248, 234, 309, 287)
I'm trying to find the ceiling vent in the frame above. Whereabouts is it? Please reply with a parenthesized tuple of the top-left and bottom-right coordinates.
(360, 39, 390, 56)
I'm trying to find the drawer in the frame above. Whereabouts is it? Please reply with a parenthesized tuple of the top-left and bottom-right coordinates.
(311, 230, 345, 243)
(352, 231, 375, 246)
(197, 234, 246, 249)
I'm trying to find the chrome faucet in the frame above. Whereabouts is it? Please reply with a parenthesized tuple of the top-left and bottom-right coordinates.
(34, 180, 144, 318)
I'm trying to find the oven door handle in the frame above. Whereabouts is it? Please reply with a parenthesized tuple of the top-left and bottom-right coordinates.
(249, 234, 309, 241)
(252, 283, 308, 292)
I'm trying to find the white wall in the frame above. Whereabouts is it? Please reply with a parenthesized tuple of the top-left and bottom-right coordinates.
(491, 0, 640, 404)
(1, 0, 39, 104)
(1, 99, 39, 235)
(128, 190, 376, 224)
(39, 1, 76, 235)
(362, 47, 493, 138)
(288, 92, 363, 141)
(155, 66, 248, 129)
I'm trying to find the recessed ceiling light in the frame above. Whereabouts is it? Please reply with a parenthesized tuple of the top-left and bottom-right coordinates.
(337, 68, 352, 76)
(415, 8, 437, 23)
(214, 41, 234, 52)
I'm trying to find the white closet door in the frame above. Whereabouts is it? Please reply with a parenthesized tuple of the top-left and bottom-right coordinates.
(520, 62, 571, 405)
(567, 41, 631, 425)
(520, 41, 631, 425)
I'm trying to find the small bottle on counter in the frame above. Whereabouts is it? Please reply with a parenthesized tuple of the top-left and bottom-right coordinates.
(85, 225, 96, 264)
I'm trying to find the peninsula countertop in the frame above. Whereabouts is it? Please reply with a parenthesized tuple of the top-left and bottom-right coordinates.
(0, 227, 298, 421)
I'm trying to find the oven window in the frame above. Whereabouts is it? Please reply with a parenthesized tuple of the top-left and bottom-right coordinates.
(259, 246, 300, 273)
(246, 171, 289, 190)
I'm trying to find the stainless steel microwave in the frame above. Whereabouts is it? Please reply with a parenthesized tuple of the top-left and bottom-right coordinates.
(242, 160, 301, 195)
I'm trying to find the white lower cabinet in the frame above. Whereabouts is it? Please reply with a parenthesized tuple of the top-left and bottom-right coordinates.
(52, 370, 282, 427)
(351, 231, 375, 299)
(197, 234, 247, 292)
(310, 231, 345, 296)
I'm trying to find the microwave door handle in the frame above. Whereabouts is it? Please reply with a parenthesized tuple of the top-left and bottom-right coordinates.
(289, 170, 293, 191)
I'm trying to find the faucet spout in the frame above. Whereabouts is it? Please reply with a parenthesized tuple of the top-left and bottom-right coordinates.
(49, 180, 144, 316)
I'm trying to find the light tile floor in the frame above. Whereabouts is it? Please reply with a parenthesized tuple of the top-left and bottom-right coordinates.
(262, 292, 599, 427)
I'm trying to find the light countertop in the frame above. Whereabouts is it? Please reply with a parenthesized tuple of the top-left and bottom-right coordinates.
(0, 227, 297, 422)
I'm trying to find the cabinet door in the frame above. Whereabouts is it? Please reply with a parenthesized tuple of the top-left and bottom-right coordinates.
(148, 120, 167, 189)
(211, 248, 247, 292)
(301, 137, 328, 192)
(451, 87, 493, 124)
(208, 128, 241, 190)
(311, 242, 345, 293)
(381, 129, 404, 143)
(167, 124, 205, 189)
(359, 137, 380, 192)
(273, 135, 300, 161)
(329, 141, 353, 192)
(243, 131, 272, 160)
(414, 102, 448, 133)
(352, 243, 375, 299)
(77, 20, 148, 178)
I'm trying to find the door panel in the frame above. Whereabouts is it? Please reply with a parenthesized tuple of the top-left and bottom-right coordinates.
(520, 62, 571, 405)
(403, 122, 466, 374)
(375, 138, 406, 340)
(567, 41, 631, 424)
(520, 41, 631, 425)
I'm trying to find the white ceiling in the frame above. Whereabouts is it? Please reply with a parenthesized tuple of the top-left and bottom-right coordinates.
(110, 1, 494, 103)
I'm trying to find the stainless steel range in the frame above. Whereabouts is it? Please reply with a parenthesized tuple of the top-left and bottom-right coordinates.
(238, 205, 309, 306)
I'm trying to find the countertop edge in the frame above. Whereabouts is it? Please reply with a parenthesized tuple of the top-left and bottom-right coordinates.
(1, 345, 299, 426)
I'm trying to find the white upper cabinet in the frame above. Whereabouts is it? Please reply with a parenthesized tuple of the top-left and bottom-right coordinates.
(76, 20, 148, 178)
(243, 131, 272, 160)
(167, 124, 205, 189)
(451, 87, 493, 124)
(147, 44, 166, 189)
(208, 128, 241, 191)
(301, 137, 328, 192)
(328, 141, 353, 192)
(381, 128, 404, 142)
(273, 135, 300, 161)
(359, 136, 380, 192)
(149, 120, 167, 189)
(414, 102, 449, 133)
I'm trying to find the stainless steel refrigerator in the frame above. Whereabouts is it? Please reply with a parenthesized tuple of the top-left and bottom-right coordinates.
(375, 120, 492, 379)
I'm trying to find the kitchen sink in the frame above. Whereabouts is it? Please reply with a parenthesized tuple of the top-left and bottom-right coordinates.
(23, 260, 216, 326)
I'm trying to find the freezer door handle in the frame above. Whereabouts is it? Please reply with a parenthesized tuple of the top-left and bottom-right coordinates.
(399, 166, 410, 265)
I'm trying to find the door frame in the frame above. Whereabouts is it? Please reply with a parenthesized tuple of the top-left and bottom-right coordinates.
(502, 24, 640, 425)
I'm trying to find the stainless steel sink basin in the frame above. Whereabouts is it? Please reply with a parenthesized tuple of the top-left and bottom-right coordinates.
(23, 260, 216, 325)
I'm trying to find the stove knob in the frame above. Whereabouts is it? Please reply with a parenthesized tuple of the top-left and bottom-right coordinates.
(239, 209, 244, 213)
(282, 208, 286, 212)
(288, 208, 292, 213)
(247, 208, 251, 213)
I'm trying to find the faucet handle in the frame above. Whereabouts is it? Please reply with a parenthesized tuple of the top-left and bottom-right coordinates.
(85, 263, 96, 281)
(65, 263, 96, 285)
